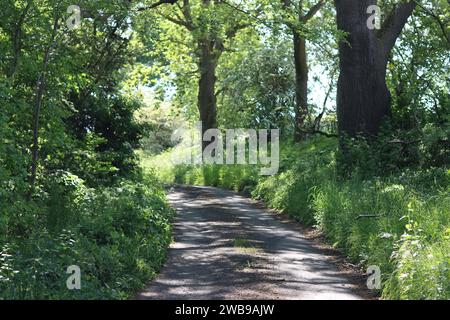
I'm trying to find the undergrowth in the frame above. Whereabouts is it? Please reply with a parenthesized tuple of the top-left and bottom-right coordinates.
(0, 172, 173, 299)
(146, 136, 450, 299)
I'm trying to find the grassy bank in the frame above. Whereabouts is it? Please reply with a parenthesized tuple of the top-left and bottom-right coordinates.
(145, 137, 450, 299)
(0, 172, 173, 299)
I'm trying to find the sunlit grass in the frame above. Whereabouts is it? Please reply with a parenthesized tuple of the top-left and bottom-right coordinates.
(146, 136, 450, 299)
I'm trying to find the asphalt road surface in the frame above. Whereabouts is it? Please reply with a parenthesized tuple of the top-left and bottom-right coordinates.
(137, 185, 365, 300)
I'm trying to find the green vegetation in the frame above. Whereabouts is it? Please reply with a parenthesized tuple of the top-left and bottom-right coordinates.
(148, 136, 449, 299)
(0, 0, 175, 299)
(0, 174, 173, 299)
(1, 0, 449, 300)
(139, 0, 449, 300)
(233, 238, 261, 255)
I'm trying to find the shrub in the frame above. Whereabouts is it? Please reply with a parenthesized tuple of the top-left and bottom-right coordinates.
(0, 173, 173, 299)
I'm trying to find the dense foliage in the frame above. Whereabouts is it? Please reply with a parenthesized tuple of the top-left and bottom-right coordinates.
(0, 0, 174, 299)
(0, 174, 173, 299)
(1, 0, 449, 300)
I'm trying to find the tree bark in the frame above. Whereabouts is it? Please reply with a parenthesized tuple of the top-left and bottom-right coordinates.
(334, 0, 416, 138)
(197, 39, 218, 150)
(157, 0, 246, 150)
(283, 0, 325, 142)
(7, 0, 32, 79)
(335, 0, 390, 138)
(293, 33, 309, 142)
(29, 16, 59, 191)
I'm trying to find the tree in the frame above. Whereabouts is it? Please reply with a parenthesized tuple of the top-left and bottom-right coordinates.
(141, 0, 253, 148)
(281, 0, 327, 142)
(217, 37, 296, 132)
(0, 0, 156, 191)
(30, 12, 60, 189)
(334, 0, 416, 138)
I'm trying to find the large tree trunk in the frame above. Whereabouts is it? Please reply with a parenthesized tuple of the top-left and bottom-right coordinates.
(293, 33, 309, 142)
(197, 39, 218, 149)
(334, 0, 416, 138)
(335, 0, 390, 137)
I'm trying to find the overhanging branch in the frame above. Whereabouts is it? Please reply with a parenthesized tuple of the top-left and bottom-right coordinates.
(379, 1, 417, 55)
(300, 0, 327, 22)
(135, 0, 179, 11)
(413, 0, 450, 47)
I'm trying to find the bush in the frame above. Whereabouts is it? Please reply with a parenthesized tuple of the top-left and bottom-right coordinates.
(0, 172, 173, 299)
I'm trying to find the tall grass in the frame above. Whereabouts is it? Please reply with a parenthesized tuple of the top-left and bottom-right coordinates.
(146, 137, 450, 299)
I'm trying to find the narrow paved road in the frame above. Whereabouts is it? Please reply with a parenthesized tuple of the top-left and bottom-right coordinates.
(137, 186, 365, 300)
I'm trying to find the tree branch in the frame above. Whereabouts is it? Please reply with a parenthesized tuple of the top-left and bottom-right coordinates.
(379, 1, 417, 54)
(8, 0, 33, 78)
(178, 0, 194, 27)
(413, 0, 450, 47)
(159, 12, 194, 30)
(220, 0, 267, 26)
(136, 0, 179, 11)
(225, 23, 250, 39)
(300, 0, 326, 22)
(30, 14, 60, 191)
